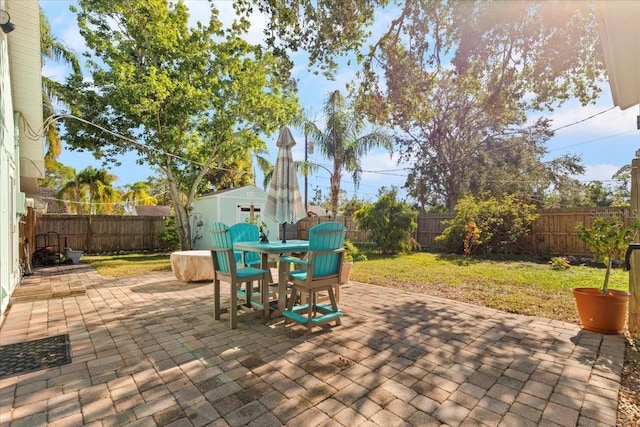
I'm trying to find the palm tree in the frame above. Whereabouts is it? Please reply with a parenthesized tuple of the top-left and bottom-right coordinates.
(304, 90, 394, 218)
(56, 166, 119, 214)
(123, 182, 158, 210)
(40, 8, 80, 168)
(77, 167, 119, 215)
(56, 168, 87, 214)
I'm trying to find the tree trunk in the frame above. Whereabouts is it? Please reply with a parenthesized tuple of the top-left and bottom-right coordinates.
(167, 181, 191, 251)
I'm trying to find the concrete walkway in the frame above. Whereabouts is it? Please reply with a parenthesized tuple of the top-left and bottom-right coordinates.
(0, 264, 626, 426)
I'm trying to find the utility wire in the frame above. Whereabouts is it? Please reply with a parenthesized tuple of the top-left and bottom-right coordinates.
(550, 106, 617, 132)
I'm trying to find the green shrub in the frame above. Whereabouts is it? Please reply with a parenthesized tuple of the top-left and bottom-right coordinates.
(437, 194, 539, 254)
(158, 217, 180, 250)
(354, 187, 419, 254)
(344, 240, 367, 262)
(550, 256, 570, 270)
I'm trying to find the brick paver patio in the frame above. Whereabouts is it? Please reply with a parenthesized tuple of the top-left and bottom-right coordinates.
(0, 264, 626, 426)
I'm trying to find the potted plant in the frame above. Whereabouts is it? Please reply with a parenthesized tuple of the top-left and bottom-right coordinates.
(573, 217, 640, 334)
(341, 240, 367, 284)
(258, 221, 270, 243)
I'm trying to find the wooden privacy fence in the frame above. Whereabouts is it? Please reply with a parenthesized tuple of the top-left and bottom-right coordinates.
(297, 216, 369, 242)
(410, 206, 638, 256)
(36, 206, 638, 256)
(298, 206, 639, 257)
(530, 207, 638, 256)
(35, 214, 167, 253)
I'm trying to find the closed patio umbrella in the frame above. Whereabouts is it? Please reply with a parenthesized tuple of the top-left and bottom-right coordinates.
(265, 127, 306, 243)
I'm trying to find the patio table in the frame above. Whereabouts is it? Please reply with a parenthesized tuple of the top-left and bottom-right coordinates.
(233, 239, 309, 316)
(170, 250, 214, 282)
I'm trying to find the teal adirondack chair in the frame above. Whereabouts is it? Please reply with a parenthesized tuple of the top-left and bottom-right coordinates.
(281, 221, 346, 332)
(209, 222, 270, 328)
(229, 223, 262, 267)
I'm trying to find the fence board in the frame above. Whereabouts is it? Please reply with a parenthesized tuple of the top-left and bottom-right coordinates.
(36, 214, 168, 253)
(36, 206, 639, 256)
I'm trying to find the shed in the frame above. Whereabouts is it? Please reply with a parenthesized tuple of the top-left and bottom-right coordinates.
(190, 185, 280, 249)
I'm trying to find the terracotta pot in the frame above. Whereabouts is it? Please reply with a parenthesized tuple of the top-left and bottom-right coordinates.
(340, 261, 353, 284)
(572, 287, 630, 334)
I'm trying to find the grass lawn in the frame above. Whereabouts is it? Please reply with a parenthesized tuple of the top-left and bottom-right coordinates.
(81, 251, 629, 325)
(81, 252, 173, 277)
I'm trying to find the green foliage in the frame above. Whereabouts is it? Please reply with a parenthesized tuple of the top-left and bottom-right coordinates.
(437, 194, 539, 254)
(303, 90, 393, 218)
(575, 217, 640, 294)
(344, 240, 367, 262)
(64, 0, 300, 249)
(463, 221, 481, 258)
(158, 217, 180, 250)
(251, 1, 603, 211)
(550, 256, 571, 271)
(39, 160, 76, 189)
(354, 187, 418, 254)
(340, 196, 366, 216)
(56, 166, 119, 215)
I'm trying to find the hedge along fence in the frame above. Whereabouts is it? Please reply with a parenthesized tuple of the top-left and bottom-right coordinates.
(413, 206, 638, 256)
(35, 214, 168, 253)
(299, 206, 639, 257)
(36, 206, 639, 256)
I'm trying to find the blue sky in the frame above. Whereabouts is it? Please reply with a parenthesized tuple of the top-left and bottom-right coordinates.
(40, 1, 639, 203)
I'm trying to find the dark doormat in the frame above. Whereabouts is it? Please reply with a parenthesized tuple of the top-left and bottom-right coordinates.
(0, 334, 71, 379)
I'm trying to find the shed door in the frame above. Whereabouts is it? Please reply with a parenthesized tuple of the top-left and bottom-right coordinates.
(237, 204, 262, 224)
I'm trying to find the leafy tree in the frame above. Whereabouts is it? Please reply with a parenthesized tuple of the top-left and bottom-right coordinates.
(543, 178, 618, 209)
(303, 90, 393, 218)
(144, 174, 173, 206)
(251, 1, 603, 210)
(340, 196, 366, 216)
(40, 8, 80, 168)
(437, 194, 539, 254)
(393, 71, 584, 210)
(39, 161, 76, 189)
(252, 1, 604, 108)
(56, 166, 118, 214)
(354, 187, 418, 254)
(543, 177, 589, 209)
(584, 181, 613, 207)
(611, 165, 632, 206)
(62, 0, 299, 249)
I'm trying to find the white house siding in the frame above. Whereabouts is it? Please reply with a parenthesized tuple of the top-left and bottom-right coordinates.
(0, 28, 17, 317)
(0, 0, 44, 321)
(7, 0, 44, 194)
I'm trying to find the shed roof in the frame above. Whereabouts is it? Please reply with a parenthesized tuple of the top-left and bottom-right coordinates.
(132, 205, 172, 216)
(38, 188, 67, 214)
(199, 185, 266, 198)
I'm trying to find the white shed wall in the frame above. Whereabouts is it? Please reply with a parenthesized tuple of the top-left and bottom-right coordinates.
(190, 186, 279, 249)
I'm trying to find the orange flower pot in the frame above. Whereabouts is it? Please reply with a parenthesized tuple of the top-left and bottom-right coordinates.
(572, 287, 630, 334)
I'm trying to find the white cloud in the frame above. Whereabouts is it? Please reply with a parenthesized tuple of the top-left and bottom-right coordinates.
(60, 21, 86, 54)
(575, 163, 622, 183)
(42, 63, 69, 82)
(546, 103, 637, 137)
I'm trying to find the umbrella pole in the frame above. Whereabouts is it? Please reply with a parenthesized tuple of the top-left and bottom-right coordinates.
(282, 223, 287, 243)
